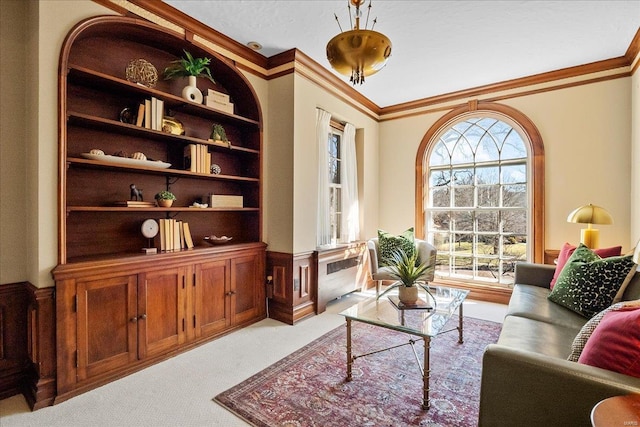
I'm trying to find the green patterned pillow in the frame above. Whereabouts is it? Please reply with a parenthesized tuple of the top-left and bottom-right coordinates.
(548, 244, 636, 318)
(378, 228, 416, 267)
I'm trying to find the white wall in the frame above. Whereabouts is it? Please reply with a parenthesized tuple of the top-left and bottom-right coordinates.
(379, 77, 634, 252)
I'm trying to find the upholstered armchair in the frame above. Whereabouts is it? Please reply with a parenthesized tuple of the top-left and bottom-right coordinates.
(367, 238, 437, 293)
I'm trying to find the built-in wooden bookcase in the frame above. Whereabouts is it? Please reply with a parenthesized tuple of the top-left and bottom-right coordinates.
(58, 17, 262, 262)
(53, 16, 266, 401)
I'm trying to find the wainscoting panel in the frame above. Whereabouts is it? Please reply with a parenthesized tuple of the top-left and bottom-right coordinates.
(0, 282, 56, 409)
(266, 251, 316, 325)
(0, 282, 29, 400)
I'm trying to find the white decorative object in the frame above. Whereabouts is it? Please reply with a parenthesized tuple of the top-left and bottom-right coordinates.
(80, 153, 171, 169)
(141, 218, 159, 254)
(182, 75, 203, 104)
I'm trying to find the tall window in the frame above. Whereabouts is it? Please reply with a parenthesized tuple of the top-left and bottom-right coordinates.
(329, 128, 343, 244)
(316, 107, 360, 248)
(426, 116, 530, 286)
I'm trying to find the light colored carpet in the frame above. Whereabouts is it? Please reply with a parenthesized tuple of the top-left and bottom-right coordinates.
(0, 290, 506, 427)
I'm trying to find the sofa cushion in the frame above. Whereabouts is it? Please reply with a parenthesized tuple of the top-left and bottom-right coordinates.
(498, 315, 581, 358)
(548, 244, 636, 318)
(567, 302, 625, 362)
(578, 306, 640, 377)
(377, 227, 415, 267)
(507, 284, 588, 330)
(550, 242, 622, 289)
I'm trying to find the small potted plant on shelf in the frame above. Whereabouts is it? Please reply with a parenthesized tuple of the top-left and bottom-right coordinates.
(377, 247, 435, 305)
(163, 50, 215, 103)
(210, 123, 229, 145)
(155, 190, 176, 208)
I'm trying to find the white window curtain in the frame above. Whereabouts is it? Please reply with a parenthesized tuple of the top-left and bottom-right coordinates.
(316, 108, 332, 247)
(340, 123, 360, 242)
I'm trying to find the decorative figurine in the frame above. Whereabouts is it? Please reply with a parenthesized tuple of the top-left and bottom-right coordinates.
(130, 184, 143, 201)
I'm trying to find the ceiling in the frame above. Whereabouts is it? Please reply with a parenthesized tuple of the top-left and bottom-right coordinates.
(164, 1, 640, 108)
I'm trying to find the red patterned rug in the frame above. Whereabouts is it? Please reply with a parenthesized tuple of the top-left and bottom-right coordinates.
(214, 317, 500, 426)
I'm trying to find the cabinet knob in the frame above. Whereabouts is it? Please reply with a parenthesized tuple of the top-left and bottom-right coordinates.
(226, 291, 236, 296)
(130, 317, 138, 323)
(139, 313, 147, 320)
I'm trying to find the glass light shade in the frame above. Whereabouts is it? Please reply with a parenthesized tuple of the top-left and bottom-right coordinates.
(326, 29, 392, 85)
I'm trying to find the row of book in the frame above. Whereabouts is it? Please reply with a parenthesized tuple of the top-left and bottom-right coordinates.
(183, 143, 211, 174)
(134, 97, 164, 131)
(158, 218, 194, 251)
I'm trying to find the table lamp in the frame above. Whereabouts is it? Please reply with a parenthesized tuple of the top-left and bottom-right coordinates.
(567, 204, 613, 249)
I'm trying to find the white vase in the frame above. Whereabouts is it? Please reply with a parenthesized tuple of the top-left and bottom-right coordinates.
(182, 75, 203, 104)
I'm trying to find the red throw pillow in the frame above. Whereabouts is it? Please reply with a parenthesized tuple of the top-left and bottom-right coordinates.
(550, 243, 622, 289)
(578, 306, 640, 377)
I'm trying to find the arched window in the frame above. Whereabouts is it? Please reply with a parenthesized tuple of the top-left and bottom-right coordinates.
(416, 102, 544, 288)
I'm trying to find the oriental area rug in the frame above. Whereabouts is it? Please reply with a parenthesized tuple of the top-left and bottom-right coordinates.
(214, 317, 501, 427)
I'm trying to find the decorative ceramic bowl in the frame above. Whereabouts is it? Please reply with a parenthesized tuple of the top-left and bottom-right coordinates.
(203, 235, 233, 245)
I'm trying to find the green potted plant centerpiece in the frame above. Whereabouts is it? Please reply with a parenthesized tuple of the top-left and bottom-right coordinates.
(378, 247, 434, 305)
(163, 50, 215, 104)
(155, 190, 176, 208)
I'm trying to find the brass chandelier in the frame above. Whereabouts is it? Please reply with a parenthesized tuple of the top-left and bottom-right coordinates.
(326, 0, 392, 85)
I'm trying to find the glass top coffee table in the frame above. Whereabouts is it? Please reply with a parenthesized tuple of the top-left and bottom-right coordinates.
(339, 285, 469, 410)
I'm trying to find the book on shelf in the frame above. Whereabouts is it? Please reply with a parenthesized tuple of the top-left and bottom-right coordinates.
(183, 222, 194, 249)
(151, 98, 157, 130)
(183, 144, 211, 174)
(144, 99, 151, 129)
(158, 218, 166, 251)
(184, 144, 195, 172)
(156, 98, 164, 131)
(179, 221, 186, 249)
(113, 200, 155, 207)
(135, 103, 145, 127)
(173, 220, 181, 251)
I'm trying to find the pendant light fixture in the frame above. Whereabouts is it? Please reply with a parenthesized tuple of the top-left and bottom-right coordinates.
(326, 0, 392, 85)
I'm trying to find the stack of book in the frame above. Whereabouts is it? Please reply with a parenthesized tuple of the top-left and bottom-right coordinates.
(204, 89, 234, 114)
(158, 219, 194, 251)
(135, 96, 164, 130)
(183, 144, 211, 173)
(114, 201, 155, 207)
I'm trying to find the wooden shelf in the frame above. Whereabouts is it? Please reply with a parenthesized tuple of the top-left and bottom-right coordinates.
(67, 65, 260, 127)
(66, 206, 260, 213)
(68, 112, 260, 155)
(67, 157, 260, 182)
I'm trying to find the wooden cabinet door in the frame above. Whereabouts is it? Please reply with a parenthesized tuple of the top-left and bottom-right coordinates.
(76, 274, 137, 381)
(194, 259, 230, 338)
(138, 267, 186, 359)
(231, 253, 265, 325)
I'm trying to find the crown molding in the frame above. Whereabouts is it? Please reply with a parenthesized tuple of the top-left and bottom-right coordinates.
(125, 0, 268, 69)
(95, 1, 639, 120)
